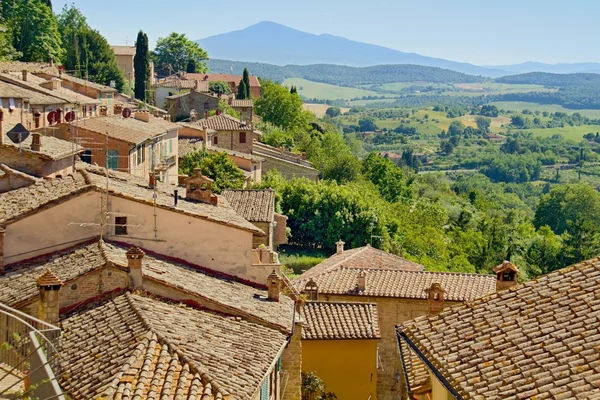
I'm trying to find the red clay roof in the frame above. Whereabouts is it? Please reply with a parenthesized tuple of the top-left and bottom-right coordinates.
(185, 73, 261, 88)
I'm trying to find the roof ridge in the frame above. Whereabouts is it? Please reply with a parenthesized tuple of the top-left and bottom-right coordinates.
(308, 300, 378, 306)
(124, 293, 231, 397)
(322, 246, 368, 275)
(338, 265, 496, 277)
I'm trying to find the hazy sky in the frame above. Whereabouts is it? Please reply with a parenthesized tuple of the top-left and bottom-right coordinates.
(53, 0, 596, 66)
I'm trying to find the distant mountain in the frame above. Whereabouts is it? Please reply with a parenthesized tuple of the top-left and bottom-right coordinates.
(207, 59, 486, 86)
(496, 72, 600, 87)
(488, 62, 600, 75)
(198, 21, 508, 78)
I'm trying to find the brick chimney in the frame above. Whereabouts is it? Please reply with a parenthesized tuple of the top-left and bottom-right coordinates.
(126, 246, 145, 290)
(36, 268, 63, 325)
(183, 168, 218, 205)
(134, 110, 150, 122)
(31, 133, 42, 152)
(22, 70, 28, 82)
(493, 261, 519, 291)
(356, 270, 367, 292)
(336, 239, 345, 255)
(425, 282, 446, 315)
(148, 172, 156, 189)
(267, 270, 281, 302)
(0, 227, 5, 274)
(56, 107, 63, 124)
(34, 111, 41, 129)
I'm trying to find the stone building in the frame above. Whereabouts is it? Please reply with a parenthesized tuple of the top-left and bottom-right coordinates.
(152, 77, 205, 109)
(196, 113, 261, 154)
(222, 189, 288, 250)
(184, 73, 262, 98)
(395, 258, 600, 399)
(294, 243, 498, 400)
(165, 88, 221, 122)
(302, 301, 381, 400)
(110, 45, 136, 84)
(253, 141, 319, 182)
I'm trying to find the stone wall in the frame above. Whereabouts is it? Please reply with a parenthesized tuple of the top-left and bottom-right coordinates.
(252, 221, 272, 249)
(213, 129, 253, 154)
(259, 155, 319, 182)
(168, 91, 219, 122)
(281, 320, 302, 400)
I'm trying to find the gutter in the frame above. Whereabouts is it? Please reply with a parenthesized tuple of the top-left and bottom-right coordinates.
(396, 329, 463, 400)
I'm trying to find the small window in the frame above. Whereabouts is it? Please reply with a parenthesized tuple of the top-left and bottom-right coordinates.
(204, 102, 209, 110)
(213, 136, 218, 145)
(115, 216, 127, 235)
(107, 150, 119, 170)
(169, 139, 173, 154)
(81, 150, 92, 164)
(239, 132, 246, 144)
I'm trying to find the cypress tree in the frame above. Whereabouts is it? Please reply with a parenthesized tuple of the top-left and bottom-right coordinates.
(242, 67, 250, 98)
(134, 30, 149, 101)
(237, 79, 247, 100)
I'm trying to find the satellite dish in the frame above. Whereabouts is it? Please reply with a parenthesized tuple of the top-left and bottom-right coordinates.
(122, 108, 132, 118)
(65, 111, 76, 123)
(47, 110, 58, 125)
(6, 123, 30, 144)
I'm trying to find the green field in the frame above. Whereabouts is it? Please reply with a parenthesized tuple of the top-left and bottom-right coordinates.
(515, 125, 600, 140)
(282, 78, 378, 100)
(492, 101, 600, 119)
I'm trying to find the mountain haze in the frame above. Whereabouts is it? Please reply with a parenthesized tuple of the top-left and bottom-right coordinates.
(197, 21, 507, 77)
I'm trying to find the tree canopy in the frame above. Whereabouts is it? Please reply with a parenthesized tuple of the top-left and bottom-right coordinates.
(134, 30, 150, 100)
(179, 150, 245, 192)
(152, 32, 208, 77)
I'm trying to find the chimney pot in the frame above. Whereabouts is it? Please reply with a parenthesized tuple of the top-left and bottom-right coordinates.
(148, 172, 156, 189)
(56, 108, 63, 124)
(36, 268, 63, 325)
(126, 246, 145, 290)
(0, 227, 5, 274)
(356, 270, 367, 292)
(49, 57, 54, 68)
(22, 70, 28, 82)
(425, 282, 446, 315)
(31, 133, 42, 152)
(493, 261, 519, 291)
(267, 269, 281, 302)
(336, 239, 345, 255)
(134, 110, 150, 123)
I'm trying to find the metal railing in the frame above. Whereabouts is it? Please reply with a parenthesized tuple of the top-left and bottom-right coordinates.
(0, 303, 62, 399)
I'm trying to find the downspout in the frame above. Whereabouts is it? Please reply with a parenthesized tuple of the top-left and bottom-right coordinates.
(397, 330, 463, 400)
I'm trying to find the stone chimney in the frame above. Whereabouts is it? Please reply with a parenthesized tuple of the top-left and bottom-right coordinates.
(36, 268, 63, 325)
(126, 246, 145, 290)
(22, 70, 28, 82)
(493, 261, 519, 291)
(34, 111, 41, 129)
(0, 109, 4, 146)
(304, 278, 318, 301)
(31, 133, 42, 152)
(336, 239, 345, 255)
(267, 270, 281, 302)
(183, 168, 218, 205)
(134, 110, 150, 123)
(56, 107, 63, 124)
(425, 282, 446, 315)
(114, 104, 123, 115)
(0, 227, 5, 274)
(148, 172, 156, 189)
(356, 270, 367, 292)
(41, 78, 61, 91)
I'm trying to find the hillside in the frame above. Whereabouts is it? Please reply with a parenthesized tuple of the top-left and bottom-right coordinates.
(487, 62, 600, 75)
(207, 59, 487, 86)
(198, 21, 506, 77)
(496, 72, 600, 86)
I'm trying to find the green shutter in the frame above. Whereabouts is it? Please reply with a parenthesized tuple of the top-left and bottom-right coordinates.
(261, 379, 268, 400)
(169, 139, 173, 153)
(107, 150, 119, 170)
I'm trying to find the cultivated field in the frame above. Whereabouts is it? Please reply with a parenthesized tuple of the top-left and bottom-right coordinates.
(282, 78, 378, 100)
(303, 103, 350, 118)
(491, 101, 600, 119)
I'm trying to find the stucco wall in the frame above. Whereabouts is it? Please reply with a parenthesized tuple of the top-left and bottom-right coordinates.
(431, 372, 452, 400)
(260, 156, 319, 182)
(4, 190, 101, 265)
(253, 221, 272, 249)
(322, 294, 461, 400)
(213, 129, 253, 154)
(303, 339, 378, 400)
(105, 195, 268, 284)
(0, 173, 34, 193)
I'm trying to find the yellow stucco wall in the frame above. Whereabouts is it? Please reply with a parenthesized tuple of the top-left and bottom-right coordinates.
(302, 339, 378, 400)
(431, 372, 454, 400)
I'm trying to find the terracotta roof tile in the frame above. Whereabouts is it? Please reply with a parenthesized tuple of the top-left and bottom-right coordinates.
(0, 80, 64, 105)
(10, 72, 101, 105)
(0, 61, 58, 74)
(297, 245, 425, 281)
(72, 114, 179, 144)
(155, 79, 207, 90)
(221, 189, 274, 222)
(397, 257, 600, 399)
(0, 164, 40, 184)
(185, 73, 261, 88)
(1, 130, 83, 160)
(0, 73, 98, 105)
(253, 142, 318, 171)
(231, 99, 253, 108)
(56, 73, 117, 92)
(196, 114, 256, 131)
(209, 146, 264, 162)
(296, 266, 496, 302)
(303, 301, 381, 340)
(35, 268, 63, 286)
(111, 45, 136, 56)
(399, 340, 430, 391)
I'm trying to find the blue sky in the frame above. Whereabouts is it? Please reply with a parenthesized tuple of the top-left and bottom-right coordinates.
(53, 0, 596, 65)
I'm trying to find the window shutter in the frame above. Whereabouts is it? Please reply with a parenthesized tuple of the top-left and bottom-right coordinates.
(261, 379, 269, 400)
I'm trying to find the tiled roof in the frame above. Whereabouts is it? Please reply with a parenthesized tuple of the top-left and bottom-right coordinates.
(80, 163, 263, 234)
(61, 293, 287, 399)
(196, 114, 256, 131)
(0, 73, 97, 105)
(185, 73, 261, 88)
(155, 78, 207, 91)
(397, 257, 600, 399)
(72, 114, 179, 144)
(12, 72, 101, 105)
(35, 268, 63, 286)
(296, 266, 496, 302)
(399, 340, 430, 391)
(231, 99, 253, 108)
(111, 45, 136, 56)
(2, 130, 83, 160)
(0, 172, 91, 226)
(0, 164, 40, 183)
(221, 189, 274, 222)
(178, 139, 265, 163)
(209, 146, 265, 162)
(253, 142, 318, 171)
(297, 245, 425, 281)
(178, 137, 205, 158)
(0, 61, 58, 74)
(0, 80, 64, 105)
(303, 301, 380, 340)
(57, 73, 117, 92)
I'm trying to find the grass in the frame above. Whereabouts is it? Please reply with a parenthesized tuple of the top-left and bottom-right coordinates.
(278, 245, 327, 276)
(282, 78, 378, 100)
(491, 101, 600, 119)
(303, 103, 350, 118)
(514, 125, 600, 140)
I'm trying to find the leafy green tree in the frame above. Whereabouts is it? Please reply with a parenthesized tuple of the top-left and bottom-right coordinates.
(448, 120, 465, 136)
(209, 81, 232, 95)
(209, 98, 240, 119)
(475, 116, 491, 133)
(57, 5, 124, 90)
(0, 23, 20, 60)
(134, 30, 149, 101)
(302, 372, 337, 400)
(4, 0, 63, 62)
(440, 140, 454, 155)
(526, 226, 561, 275)
(358, 117, 377, 132)
(479, 104, 499, 117)
(179, 150, 245, 192)
(362, 152, 412, 203)
(152, 32, 208, 77)
(186, 58, 196, 73)
(255, 80, 310, 131)
(290, 85, 297, 95)
(325, 107, 341, 118)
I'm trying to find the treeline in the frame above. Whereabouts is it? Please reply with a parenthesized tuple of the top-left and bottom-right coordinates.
(498, 85, 600, 109)
(207, 59, 486, 87)
(496, 72, 600, 87)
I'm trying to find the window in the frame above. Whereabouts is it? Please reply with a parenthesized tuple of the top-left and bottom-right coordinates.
(169, 139, 173, 154)
(107, 150, 119, 170)
(115, 217, 127, 235)
(204, 102, 209, 110)
(260, 378, 269, 400)
(213, 135, 218, 145)
(239, 132, 246, 144)
(81, 150, 92, 164)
